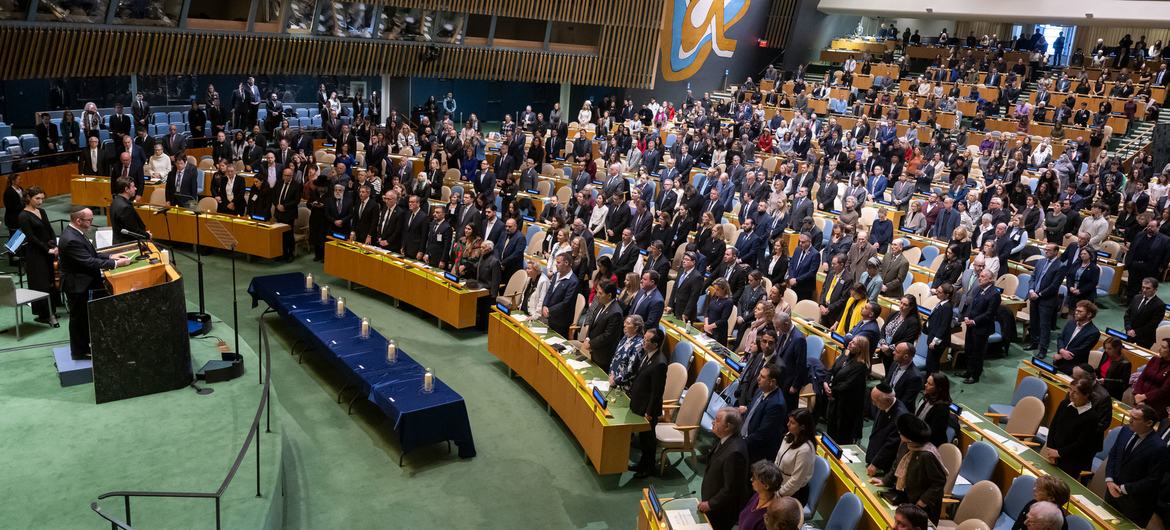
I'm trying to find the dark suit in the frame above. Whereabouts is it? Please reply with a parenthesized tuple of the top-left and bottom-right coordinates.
(819, 272, 851, 326)
(78, 147, 105, 176)
(109, 194, 146, 244)
(109, 163, 144, 198)
(166, 165, 199, 206)
(1125, 294, 1165, 348)
(586, 301, 624, 373)
(161, 133, 186, 159)
(883, 363, 923, 410)
(373, 205, 404, 252)
(1054, 321, 1100, 375)
(59, 226, 116, 357)
(349, 198, 379, 243)
(963, 284, 1001, 381)
(1105, 428, 1168, 525)
(880, 444, 948, 523)
(543, 273, 580, 337)
(1028, 258, 1066, 356)
(272, 179, 301, 258)
(497, 230, 526, 282)
(424, 218, 453, 267)
(611, 241, 640, 278)
(701, 435, 751, 530)
(923, 301, 954, 374)
(400, 208, 428, 258)
(628, 288, 664, 329)
(669, 267, 704, 322)
(629, 353, 667, 472)
(786, 246, 821, 301)
(475, 252, 502, 298)
(325, 195, 354, 235)
(866, 400, 909, 472)
(742, 389, 788, 463)
(1046, 399, 1105, 476)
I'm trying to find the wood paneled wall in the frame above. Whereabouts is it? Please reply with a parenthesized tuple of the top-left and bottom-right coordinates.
(1073, 27, 1170, 54)
(762, 0, 799, 49)
(0, 0, 664, 87)
(955, 21, 1013, 40)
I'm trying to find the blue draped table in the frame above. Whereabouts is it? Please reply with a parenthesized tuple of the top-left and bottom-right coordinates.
(248, 272, 476, 462)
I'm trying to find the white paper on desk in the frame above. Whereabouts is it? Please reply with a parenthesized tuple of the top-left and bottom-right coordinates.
(590, 380, 611, 392)
(1072, 494, 1118, 522)
(841, 449, 861, 464)
(528, 326, 549, 335)
(1037, 426, 1049, 438)
(1003, 441, 1030, 455)
(513, 314, 529, 322)
(546, 336, 565, 346)
(985, 431, 1010, 445)
(566, 359, 591, 371)
(665, 509, 701, 529)
(960, 411, 983, 424)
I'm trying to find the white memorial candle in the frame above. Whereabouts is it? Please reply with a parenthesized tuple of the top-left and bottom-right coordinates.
(305, 273, 314, 289)
(320, 285, 330, 303)
(336, 297, 346, 317)
(360, 317, 370, 338)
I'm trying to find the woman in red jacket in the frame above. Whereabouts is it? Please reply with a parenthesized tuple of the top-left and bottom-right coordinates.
(1132, 338, 1170, 418)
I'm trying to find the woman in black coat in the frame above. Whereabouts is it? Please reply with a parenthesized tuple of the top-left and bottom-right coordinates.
(16, 186, 58, 326)
(913, 373, 954, 447)
(628, 328, 668, 477)
(931, 245, 964, 288)
(1042, 377, 1105, 477)
(1097, 336, 1134, 401)
(826, 335, 871, 444)
(874, 415, 948, 523)
(3, 173, 23, 235)
(243, 175, 273, 220)
(1064, 248, 1100, 309)
(702, 279, 734, 346)
(876, 295, 923, 369)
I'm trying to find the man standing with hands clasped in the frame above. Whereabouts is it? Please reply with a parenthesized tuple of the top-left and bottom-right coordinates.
(60, 207, 132, 360)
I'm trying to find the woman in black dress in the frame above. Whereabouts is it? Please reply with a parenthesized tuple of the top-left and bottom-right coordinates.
(702, 278, 734, 346)
(913, 373, 954, 447)
(4, 173, 23, 235)
(17, 186, 58, 327)
(825, 335, 870, 444)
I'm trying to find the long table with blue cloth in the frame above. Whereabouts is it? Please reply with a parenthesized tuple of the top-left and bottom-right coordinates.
(248, 272, 476, 463)
(487, 308, 648, 475)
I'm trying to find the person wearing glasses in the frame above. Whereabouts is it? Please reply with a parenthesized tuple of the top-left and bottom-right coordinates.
(59, 207, 132, 360)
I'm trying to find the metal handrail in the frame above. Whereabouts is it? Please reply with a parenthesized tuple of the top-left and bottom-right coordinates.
(89, 315, 273, 530)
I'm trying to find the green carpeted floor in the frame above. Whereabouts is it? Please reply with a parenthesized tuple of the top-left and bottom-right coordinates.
(0, 194, 1161, 529)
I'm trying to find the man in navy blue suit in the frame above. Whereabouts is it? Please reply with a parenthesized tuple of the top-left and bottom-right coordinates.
(785, 233, 820, 300)
(628, 271, 664, 329)
(1054, 300, 1101, 375)
(962, 269, 1000, 384)
(1026, 243, 1066, 359)
(737, 363, 788, 463)
(496, 218, 526, 285)
(930, 197, 959, 239)
(542, 253, 580, 337)
(1105, 404, 1167, 526)
(845, 302, 882, 355)
(773, 312, 807, 411)
(733, 217, 763, 267)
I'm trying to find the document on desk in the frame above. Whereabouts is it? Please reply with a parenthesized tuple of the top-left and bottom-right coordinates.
(960, 411, 984, 424)
(1071, 494, 1118, 522)
(841, 448, 861, 464)
(1003, 440, 1030, 455)
(590, 379, 610, 392)
(513, 314, 529, 322)
(528, 326, 549, 335)
(665, 509, 705, 530)
(546, 336, 565, 346)
(566, 359, 591, 371)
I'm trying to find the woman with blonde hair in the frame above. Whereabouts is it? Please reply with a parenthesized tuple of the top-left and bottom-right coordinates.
(81, 102, 103, 139)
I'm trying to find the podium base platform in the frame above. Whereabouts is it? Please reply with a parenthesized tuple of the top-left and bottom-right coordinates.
(53, 346, 93, 387)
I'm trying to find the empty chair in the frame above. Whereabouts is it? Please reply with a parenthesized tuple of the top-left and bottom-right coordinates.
(660, 362, 688, 421)
(293, 206, 311, 255)
(1092, 426, 1121, 470)
(671, 341, 693, 369)
(1095, 266, 1114, 298)
(954, 521, 991, 530)
(19, 134, 37, 155)
(986, 376, 1046, 421)
(823, 492, 863, 530)
(153, 112, 169, 124)
(1014, 273, 1032, 299)
(805, 335, 824, 365)
(939, 443, 963, 498)
(700, 378, 733, 432)
(937, 480, 1002, 529)
(991, 475, 1036, 530)
(656, 382, 708, 473)
(0, 275, 50, 340)
(920, 244, 940, 265)
(994, 274, 1019, 298)
(793, 299, 820, 321)
(495, 270, 529, 308)
(1065, 515, 1093, 530)
(1002, 396, 1045, 445)
(906, 282, 931, 302)
(952, 441, 997, 499)
(690, 361, 720, 401)
(803, 457, 831, 519)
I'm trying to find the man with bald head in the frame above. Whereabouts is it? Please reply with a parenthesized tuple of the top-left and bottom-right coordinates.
(109, 151, 144, 198)
(962, 268, 1001, 384)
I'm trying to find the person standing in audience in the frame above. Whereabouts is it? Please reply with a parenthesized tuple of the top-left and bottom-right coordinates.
(18, 186, 58, 327)
(876, 296, 922, 372)
(109, 178, 147, 244)
(474, 240, 500, 298)
(1053, 300, 1100, 374)
(542, 253, 580, 338)
(272, 167, 301, 262)
(785, 234, 820, 301)
(1064, 247, 1099, 309)
(608, 314, 644, 390)
(738, 363, 788, 464)
(1105, 404, 1167, 526)
(961, 268, 1000, 384)
(826, 335, 870, 444)
(872, 414, 947, 524)
(1125, 277, 1165, 348)
(1098, 337, 1133, 400)
(583, 281, 623, 373)
(738, 461, 783, 530)
(883, 342, 923, 409)
(1026, 243, 1066, 358)
(914, 373, 954, 447)
(423, 204, 452, 268)
(1043, 377, 1105, 476)
(702, 279, 734, 346)
(1132, 338, 1170, 413)
(698, 407, 751, 530)
(3, 173, 22, 235)
(628, 271, 664, 329)
(866, 383, 909, 476)
(497, 218, 526, 284)
(923, 284, 954, 374)
(627, 327, 666, 478)
(773, 408, 815, 504)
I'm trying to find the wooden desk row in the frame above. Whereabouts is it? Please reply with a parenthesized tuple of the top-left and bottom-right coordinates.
(956, 406, 1140, 529)
(1015, 362, 1129, 430)
(815, 437, 896, 530)
(322, 239, 487, 329)
(904, 45, 1031, 65)
(830, 38, 897, 54)
(897, 79, 1002, 102)
(136, 204, 289, 259)
(636, 489, 710, 529)
(487, 310, 649, 475)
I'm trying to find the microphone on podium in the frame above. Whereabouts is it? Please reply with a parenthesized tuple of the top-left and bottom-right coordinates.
(120, 229, 151, 260)
(119, 228, 150, 240)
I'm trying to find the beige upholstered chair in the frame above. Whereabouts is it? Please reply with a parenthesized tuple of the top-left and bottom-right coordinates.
(657, 382, 709, 473)
(936, 480, 1002, 529)
(660, 362, 688, 421)
(793, 299, 820, 322)
(496, 270, 529, 308)
(1003, 396, 1045, 445)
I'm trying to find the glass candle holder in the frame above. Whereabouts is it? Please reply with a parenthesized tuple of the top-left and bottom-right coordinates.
(360, 317, 370, 339)
(422, 368, 434, 394)
(305, 273, 314, 290)
(320, 285, 330, 304)
(335, 296, 346, 318)
(386, 340, 398, 364)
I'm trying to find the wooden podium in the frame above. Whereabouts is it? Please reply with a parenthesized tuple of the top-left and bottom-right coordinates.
(89, 241, 193, 403)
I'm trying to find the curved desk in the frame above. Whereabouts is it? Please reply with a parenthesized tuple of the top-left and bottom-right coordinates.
(487, 310, 648, 475)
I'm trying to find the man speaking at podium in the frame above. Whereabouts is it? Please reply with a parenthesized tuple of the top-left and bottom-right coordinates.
(61, 207, 131, 360)
(110, 177, 149, 245)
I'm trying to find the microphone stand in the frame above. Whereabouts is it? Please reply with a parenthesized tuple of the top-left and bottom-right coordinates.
(175, 193, 211, 335)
